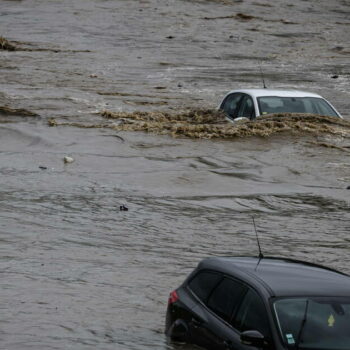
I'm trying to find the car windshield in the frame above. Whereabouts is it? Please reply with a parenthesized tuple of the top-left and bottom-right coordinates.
(274, 297, 350, 350)
(257, 96, 339, 117)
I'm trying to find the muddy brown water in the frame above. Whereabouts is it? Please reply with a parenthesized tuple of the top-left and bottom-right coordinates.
(1, 0, 350, 349)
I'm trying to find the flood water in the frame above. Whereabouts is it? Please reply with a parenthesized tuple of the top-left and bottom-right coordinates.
(1, 0, 350, 349)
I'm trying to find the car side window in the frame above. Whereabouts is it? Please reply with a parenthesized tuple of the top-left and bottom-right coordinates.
(237, 95, 255, 119)
(221, 93, 243, 119)
(232, 289, 271, 338)
(188, 271, 222, 303)
(206, 278, 247, 323)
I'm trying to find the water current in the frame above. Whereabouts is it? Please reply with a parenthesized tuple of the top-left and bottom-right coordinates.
(1, 0, 350, 349)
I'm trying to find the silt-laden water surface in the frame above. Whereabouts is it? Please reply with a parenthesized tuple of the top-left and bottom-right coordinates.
(0, 0, 350, 349)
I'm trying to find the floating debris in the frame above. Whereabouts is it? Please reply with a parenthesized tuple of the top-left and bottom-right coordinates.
(39, 166, 48, 170)
(100, 110, 350, 139)
(280, 19, 298, 24)
(48, 110, 350, 141)
(101, 108, 226, 124)
(236, 13, 257, 20)
(0, 37, 91, 53)
(48, 118, 58, 127)
(0, 105, 38, 117)
(63, 156, 74, 164)
(120, 205, 128, 211)
(204, 13, 258, 20)
(0, 36, 16, 51)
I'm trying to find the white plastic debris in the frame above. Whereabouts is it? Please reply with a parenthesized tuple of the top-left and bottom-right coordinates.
(63, 156, 74, 164)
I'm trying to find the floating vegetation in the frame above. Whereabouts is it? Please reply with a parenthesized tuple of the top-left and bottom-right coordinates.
(0, 105, 38, 117)
(0, 36, 16, 51)
(48, 109, 350, 141)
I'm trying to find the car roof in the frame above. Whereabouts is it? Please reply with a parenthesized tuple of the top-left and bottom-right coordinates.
(198, 256, 350, 298)
(225, 89, 322, 98)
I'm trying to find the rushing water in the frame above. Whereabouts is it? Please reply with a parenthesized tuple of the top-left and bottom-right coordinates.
(1, 0, 350, 349)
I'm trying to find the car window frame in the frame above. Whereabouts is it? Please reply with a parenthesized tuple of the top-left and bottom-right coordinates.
(236, 94, 256, 120)
(206, 276, 249, 324)
(311, 97, 339, 117)
(187, 270, 274, 341)
(271, 296, 302, 349)
(187, 272, 249, 334)
(231, 286, 273, 341)
(186, 269, 224, 304)
(220, 93, 244, 120)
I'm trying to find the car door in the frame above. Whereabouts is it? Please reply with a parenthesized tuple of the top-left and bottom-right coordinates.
(220, 93, 244, 120)
(189, 277, 248, 350)
(236, 95, 256, 120)
(230, 288, 274, 349)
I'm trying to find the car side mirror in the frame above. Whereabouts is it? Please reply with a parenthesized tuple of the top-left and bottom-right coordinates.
(240, 330, 265, 347)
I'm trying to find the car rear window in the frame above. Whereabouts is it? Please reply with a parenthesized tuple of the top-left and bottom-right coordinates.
(207, 278, 247, 322)
(188, 271, 222, 302)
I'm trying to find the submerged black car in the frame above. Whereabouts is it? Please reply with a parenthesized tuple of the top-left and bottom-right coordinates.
(165, 257, 350, 350)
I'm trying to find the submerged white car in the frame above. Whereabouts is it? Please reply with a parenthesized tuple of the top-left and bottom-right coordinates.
(219, 89, 342, 121)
